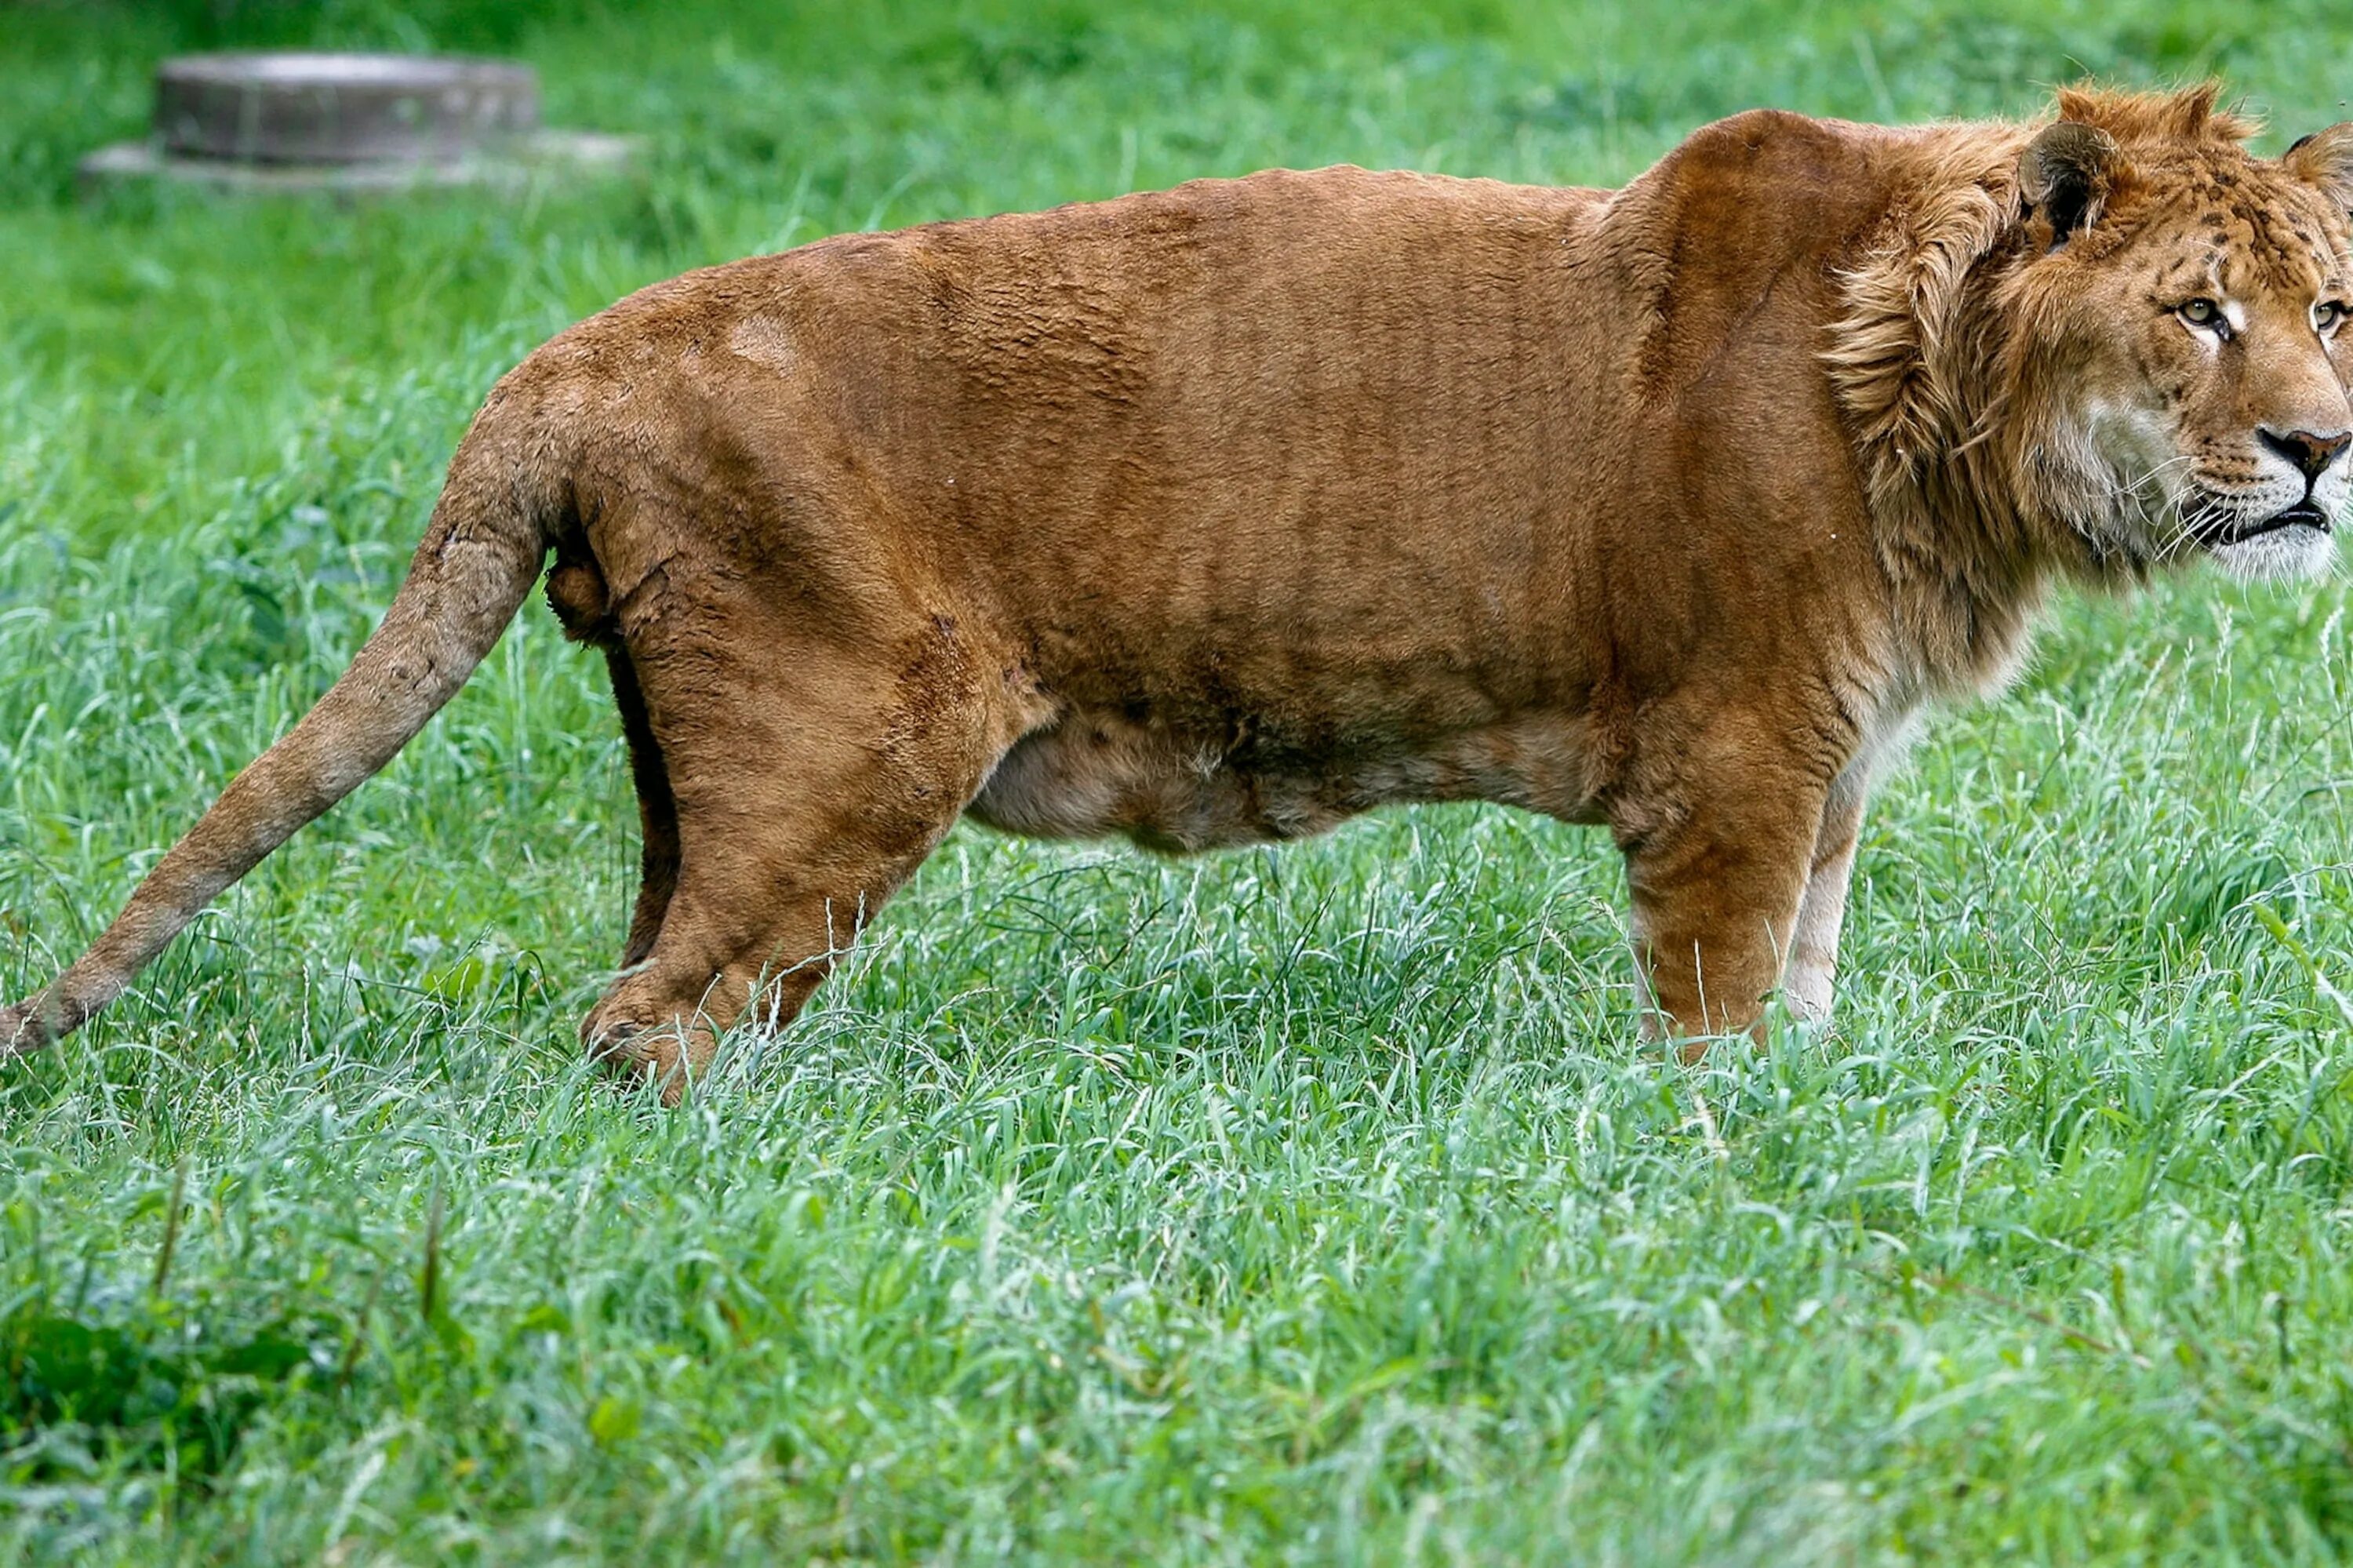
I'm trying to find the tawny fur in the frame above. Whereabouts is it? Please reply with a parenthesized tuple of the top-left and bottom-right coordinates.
(6, 84, 2351, 1101)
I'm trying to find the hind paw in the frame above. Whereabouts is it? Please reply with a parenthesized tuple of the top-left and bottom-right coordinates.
(580, 1001, 715, 1106)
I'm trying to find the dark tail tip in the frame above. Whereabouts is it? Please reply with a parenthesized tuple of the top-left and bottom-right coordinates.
(0, 999, 52, 1057)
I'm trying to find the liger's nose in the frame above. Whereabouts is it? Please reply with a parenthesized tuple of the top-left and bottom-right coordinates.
(2260, 427, 2353, 484)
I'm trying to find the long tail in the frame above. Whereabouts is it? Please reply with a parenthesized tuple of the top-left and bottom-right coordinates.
(1, 410, 558, 1055)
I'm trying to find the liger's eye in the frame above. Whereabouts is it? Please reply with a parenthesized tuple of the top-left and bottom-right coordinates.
(2316, 300, 2348, 334)
(2179, 297, 2224, 328)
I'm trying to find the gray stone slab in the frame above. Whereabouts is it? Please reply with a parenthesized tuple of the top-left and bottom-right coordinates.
(157, 52, 540, 164)
(78, 128, 638, 197)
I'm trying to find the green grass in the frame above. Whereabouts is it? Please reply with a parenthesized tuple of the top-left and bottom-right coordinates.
(5, 0, 2353, 1559)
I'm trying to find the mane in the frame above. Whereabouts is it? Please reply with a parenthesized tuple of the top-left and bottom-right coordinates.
(1820, 82, 2252, 689)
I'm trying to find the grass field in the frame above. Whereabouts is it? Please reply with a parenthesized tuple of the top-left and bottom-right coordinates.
(7, 0, 2353, 1560)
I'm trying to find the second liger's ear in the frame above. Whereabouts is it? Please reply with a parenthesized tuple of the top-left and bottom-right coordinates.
(2283, 123, 2353, 215)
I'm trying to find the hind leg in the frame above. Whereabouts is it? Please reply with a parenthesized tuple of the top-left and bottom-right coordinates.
(604, 646, 679, 969)
(581, 612, 1025, 1101)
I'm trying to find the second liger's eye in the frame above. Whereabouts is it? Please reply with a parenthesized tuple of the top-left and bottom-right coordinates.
(2180, 298, 2223, 327)
(2317, 301, 2348, 333)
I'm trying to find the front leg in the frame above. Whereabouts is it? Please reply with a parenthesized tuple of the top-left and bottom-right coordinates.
(1620, 748, 1829, 1057)
(1783, 784, 1865, 1027)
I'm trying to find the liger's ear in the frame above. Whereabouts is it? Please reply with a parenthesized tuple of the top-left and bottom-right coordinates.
(2283, 123, 2353, 213)
(2019, 121, 2119, 246)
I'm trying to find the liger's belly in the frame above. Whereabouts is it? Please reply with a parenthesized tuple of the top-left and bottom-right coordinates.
(963, 705, 1608, 852)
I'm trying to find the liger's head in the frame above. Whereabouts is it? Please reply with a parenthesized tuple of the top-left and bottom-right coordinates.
(2006, 85, 2353, 582)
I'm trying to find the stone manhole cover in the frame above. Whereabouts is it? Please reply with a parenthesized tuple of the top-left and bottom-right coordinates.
(82, 51, 635, 195)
